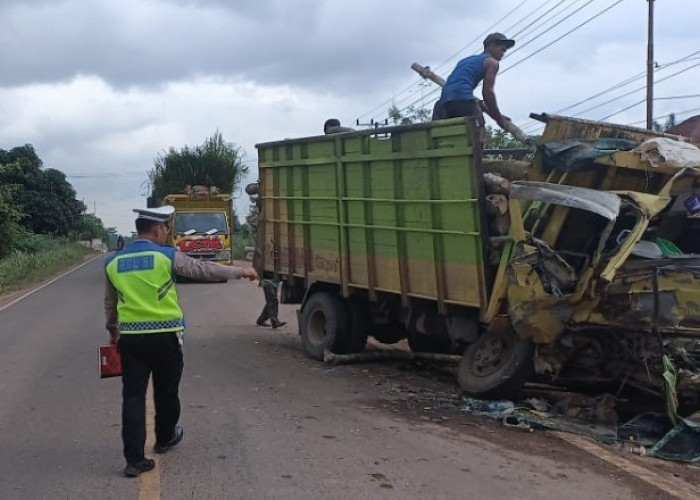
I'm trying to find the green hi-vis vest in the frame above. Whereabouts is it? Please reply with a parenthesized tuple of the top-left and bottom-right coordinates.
(105, 240, 184, 334)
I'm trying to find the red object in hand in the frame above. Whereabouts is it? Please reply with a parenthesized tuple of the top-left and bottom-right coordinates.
(99, 345, 122, 378)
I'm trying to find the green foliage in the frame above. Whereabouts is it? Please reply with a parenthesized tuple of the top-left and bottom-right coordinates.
(12, 233, 59, 254)
(0, 164, 23, 258)
(653, 113, 677, 133)
(388, 104, 431, 125)
(0, 240, 93, 294)
(148, 131, 249, 201)
(78, 213, 109, 241)
(232, 232, 254, 260)
(0, 145, 86, 239)
(483, 126, 527, 149)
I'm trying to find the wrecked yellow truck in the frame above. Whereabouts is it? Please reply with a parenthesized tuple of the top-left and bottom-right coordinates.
(253, 114, 700, 407)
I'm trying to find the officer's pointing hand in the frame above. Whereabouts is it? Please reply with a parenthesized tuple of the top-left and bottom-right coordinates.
(242, 268, 259, 281)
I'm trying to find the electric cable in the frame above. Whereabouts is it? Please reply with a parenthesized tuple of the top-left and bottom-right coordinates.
(502, 0, 625, 74)
(504, 0, 594, 60)
(356, 0, 553, 121)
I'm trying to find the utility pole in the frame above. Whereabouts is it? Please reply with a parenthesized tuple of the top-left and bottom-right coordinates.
(646, 0, 655, 130)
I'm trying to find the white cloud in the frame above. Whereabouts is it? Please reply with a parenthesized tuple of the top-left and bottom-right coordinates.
(1, 0, 699, 234)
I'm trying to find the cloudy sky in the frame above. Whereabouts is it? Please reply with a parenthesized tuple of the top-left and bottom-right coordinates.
(1, 0, 699, 235)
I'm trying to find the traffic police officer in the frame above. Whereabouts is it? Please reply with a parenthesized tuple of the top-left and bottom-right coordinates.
(104, 205, 258, 477)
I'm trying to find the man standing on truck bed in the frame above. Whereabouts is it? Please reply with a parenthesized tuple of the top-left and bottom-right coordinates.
(104, 205, 258, 478)
(438, 32, 515, 130)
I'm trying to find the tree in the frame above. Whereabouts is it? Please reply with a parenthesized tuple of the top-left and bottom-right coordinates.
(0, 164, 22, 258)
(388, 104, 431, 125)
(0, 145, 86, 239)
(653, 113, 677, 133)
(79, 213, 108, 242)
(483, 126, 526, 150)
(246, 195, 260, 237)
(148, 131, 249, 201)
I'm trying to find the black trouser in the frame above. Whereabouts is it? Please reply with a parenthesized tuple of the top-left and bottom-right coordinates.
(442, 99, 484, 121)
(257, 283, 279, 322)
(118, 332, 184, 464)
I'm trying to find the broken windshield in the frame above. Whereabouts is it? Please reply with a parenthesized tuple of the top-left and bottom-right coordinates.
(174, 212, 228, 235)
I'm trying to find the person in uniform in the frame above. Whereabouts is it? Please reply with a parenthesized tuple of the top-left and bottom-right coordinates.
(255, 277, 286, 329)
(104, 205, 258, 477)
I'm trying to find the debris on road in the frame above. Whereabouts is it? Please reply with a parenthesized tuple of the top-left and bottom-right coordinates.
(322, 349, 461, 366)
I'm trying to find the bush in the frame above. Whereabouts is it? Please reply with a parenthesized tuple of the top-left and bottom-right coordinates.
(13, 233, 58, 254)
(0, 220, 25, 259)
(0, 240, 94, 294)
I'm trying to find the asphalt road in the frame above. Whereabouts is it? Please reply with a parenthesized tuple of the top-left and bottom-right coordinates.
(0, 256, 689, 499)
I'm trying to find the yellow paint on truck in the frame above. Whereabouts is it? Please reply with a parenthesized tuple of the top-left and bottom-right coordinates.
(164, 193, 233, 265)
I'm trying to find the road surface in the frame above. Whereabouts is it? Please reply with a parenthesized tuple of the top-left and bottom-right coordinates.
(0, 256, 693, 499)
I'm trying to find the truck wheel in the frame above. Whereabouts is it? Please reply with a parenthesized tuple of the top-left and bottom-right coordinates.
(372, 323, 406, 344)
(458, 331, 534, 400)
(408, 334, 454, 354)
(300, 292, 351, 360)
(347, 298, 369, 353)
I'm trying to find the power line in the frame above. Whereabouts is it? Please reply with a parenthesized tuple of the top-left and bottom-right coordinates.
(603, 95, 700, 125)
(382, 0, 579, 120)
(502, 0, 626, 74)
(507, 0, 563, 37)
(393, 0, 626, 121)
(504, 0, 594, 61)
(356, 0, 537, 121)
(555, 50, 700, 115)
(626, 105, 700, 127)
(655, 94, 700, 101)
(598, 98, 646, 121)
(590, 59, 700, 121)
(517, 50, 700, 134)
(432, 0, 534, 74)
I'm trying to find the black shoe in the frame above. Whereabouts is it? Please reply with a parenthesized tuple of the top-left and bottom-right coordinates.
(271, 320, 287, 329)
(123, 458, 155, 477)
(256, 319, 270, 327)
(154, 425, 184, 454)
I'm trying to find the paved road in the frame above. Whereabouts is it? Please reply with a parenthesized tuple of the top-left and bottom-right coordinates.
(0, 257, 681, 499)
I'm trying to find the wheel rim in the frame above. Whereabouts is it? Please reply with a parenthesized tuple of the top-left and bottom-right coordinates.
(469, 333, 515, 377)
(307, 308, 327, 346)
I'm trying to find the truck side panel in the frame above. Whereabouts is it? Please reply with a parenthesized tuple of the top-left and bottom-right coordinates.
(257, 119, 490, 311)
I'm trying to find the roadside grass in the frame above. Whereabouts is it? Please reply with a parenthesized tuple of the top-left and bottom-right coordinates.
(0, 241, 96, 295)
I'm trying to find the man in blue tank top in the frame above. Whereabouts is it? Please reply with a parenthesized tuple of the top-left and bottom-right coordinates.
(438, 32, 515, 130)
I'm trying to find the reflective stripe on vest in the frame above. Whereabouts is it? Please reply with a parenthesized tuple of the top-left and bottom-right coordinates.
(105, 241, 184, 334)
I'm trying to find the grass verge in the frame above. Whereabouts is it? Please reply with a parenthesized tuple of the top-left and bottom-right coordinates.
(0, 242, 96, 295)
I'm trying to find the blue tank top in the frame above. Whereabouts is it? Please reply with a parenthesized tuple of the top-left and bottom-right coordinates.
(441, 52, 490, 102)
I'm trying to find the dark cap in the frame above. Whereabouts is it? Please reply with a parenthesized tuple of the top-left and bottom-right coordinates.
(483, 32, 515, 48)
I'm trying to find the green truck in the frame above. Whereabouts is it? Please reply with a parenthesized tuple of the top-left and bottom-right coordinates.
(253, 115, 700, 406)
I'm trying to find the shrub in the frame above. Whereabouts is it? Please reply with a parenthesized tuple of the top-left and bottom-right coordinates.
(13, 233, 58, 254)
(0, 240, 94, 294)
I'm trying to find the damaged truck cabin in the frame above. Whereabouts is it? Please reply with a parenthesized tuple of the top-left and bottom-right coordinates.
(253, 114, 700, 406)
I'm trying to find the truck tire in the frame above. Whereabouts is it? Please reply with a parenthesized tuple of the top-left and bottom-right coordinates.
(407, 334, 454, 354)
(300, 292, 351, 360)
(458, 331, 534, 400)
(346, 298, 370, 353)
(372, 323, 406, 345)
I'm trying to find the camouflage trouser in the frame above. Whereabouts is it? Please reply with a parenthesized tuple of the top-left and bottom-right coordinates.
(257, 282, 279, 322)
